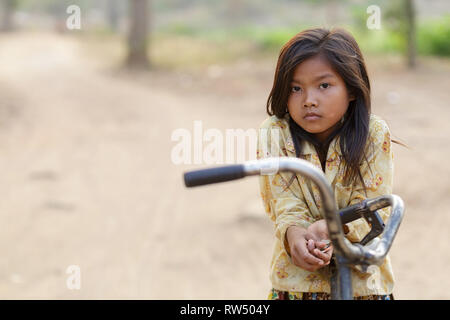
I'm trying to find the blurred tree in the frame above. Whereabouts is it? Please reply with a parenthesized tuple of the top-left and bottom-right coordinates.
(1, 0, 17, 32)
(107, 0, 120, 32)
(126, 0, 150, 69)
(384, 0, 417, 68)
(405, 0, 416, 68)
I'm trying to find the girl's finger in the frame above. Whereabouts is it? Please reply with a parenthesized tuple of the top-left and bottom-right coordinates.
(292, 256, 319, 272)
(321, 246, 333, 254)
(302, 250, 325, 266)
(307, 239, 315, 252)
(313, 248, 332, 262)
(315, 240, 331, 250)
(294, 240, 324, 266)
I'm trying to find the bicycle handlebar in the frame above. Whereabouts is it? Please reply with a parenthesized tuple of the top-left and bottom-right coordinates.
(184, 164, 245, 187)
(184, 157, 404, 266)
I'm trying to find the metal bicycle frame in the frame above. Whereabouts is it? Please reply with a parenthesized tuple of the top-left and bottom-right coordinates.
(244, 157, 404, 300)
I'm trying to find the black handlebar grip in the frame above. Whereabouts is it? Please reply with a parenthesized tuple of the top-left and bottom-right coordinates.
(184, 164, 246, 187)
(339, 201, 366, 224)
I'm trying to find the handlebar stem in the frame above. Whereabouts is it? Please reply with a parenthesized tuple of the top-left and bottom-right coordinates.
(244, 157, 404, 266)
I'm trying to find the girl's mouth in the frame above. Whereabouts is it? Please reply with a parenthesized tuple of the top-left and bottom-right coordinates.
(304, 115, 321, 121)
(304, 112, 321, 120)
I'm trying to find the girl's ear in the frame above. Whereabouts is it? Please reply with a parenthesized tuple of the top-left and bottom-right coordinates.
(346, 87, 356, 102)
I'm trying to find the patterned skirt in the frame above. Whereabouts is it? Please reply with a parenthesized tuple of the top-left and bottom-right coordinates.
(269, 289, 394, 300)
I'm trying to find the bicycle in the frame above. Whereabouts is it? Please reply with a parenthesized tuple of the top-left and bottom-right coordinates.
(183, 157, 404, 300)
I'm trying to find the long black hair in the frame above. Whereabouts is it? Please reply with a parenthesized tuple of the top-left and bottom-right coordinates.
(266, 27, 372, 189)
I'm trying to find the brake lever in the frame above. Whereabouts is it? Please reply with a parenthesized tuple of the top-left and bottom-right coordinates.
(339, 201, 386, 246)
(359, 210, 385, 246)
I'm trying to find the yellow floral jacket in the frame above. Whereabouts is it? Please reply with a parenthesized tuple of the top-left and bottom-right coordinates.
(257, 113, 395, 296)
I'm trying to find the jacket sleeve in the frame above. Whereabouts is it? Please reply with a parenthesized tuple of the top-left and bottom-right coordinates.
(344, 119, 394, 243)
(257, 121, 315, 255)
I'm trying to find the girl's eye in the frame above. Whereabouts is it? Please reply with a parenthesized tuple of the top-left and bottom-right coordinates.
(291, 86, 301, 93)
(319, 83, 330, 89)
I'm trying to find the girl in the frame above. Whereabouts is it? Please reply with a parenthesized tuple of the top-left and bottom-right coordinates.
(256, 27, 398, 300)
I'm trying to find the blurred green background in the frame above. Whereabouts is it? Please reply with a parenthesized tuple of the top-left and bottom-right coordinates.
(3, 0, 449, 68)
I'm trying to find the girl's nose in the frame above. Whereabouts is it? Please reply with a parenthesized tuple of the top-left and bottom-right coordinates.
(303, 98, 318, 108)
(303, 90, 318, 108)
(304, 101, 317, 108)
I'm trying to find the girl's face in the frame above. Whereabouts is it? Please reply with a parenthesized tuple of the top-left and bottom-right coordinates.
(287, 53, 355, 144)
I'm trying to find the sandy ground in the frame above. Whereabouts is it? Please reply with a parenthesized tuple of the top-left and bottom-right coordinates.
(0, 31, 449, 299)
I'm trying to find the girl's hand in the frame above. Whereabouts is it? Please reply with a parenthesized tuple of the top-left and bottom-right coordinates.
(307, 220, 333, 266)
(307, 219, 329, 241)
(286, 226, 327, 272)
(306, 238, 333, 266)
